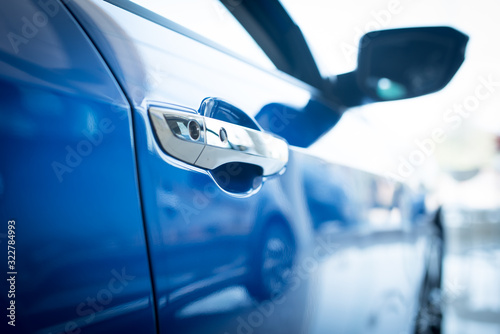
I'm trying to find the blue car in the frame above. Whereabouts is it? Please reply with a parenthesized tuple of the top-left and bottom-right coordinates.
(0, 0, 467, 333)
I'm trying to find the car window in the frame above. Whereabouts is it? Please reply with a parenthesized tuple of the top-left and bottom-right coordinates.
(128, 0, 276, 71)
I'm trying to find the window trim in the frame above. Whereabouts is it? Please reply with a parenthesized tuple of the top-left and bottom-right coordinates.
(102, 0, 276, 72)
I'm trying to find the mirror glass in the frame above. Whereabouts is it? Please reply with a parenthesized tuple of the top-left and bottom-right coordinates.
(357, 26, 469, 101)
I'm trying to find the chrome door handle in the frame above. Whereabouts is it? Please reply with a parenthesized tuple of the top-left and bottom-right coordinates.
(149, 103, 288, 176)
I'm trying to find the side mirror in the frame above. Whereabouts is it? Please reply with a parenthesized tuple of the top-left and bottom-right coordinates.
(331, 26, 469, 107)
(358, 26, 468, 101)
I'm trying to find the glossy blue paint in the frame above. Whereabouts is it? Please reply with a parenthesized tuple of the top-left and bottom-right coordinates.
(0, 1, 155, 333)
(256, 99, 343, 148)
(0, 0, 442, 333)
(64, 1, 439, 333)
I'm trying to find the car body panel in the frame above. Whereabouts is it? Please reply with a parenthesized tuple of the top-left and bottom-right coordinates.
(65, 1, 438, 333)
(65, 0, 316, 323)
(0, 1, 155, 333)
(0, 0, 441, 333)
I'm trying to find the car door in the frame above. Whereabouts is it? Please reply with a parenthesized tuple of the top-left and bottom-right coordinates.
(0, 1, 157, 333)
(63, 1, 443, 334)
(64, 0, 318, 331)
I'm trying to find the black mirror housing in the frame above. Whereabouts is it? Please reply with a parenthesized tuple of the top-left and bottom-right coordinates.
(357, 26, 468, 101)
(330, 26, 469, 107)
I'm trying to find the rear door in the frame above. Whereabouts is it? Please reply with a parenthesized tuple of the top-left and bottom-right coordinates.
(65, 0, 318, 332)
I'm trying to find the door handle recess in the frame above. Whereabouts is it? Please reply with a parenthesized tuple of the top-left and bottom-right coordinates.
(149, 105, 289, 176)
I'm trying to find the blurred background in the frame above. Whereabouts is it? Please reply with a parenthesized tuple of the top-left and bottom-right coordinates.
(279, 0, 500, 333)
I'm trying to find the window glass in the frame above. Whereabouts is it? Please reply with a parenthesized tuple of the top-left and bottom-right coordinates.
(129, 0, 276, 70)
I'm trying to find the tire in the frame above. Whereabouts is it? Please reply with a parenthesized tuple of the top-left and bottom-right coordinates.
(246, 223, 296, 301)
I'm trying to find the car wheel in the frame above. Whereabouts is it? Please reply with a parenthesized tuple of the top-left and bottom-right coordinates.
(246, 223, 296, 301)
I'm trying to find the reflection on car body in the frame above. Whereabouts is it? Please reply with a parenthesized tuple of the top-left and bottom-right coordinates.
(0, 0, 465, 333)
